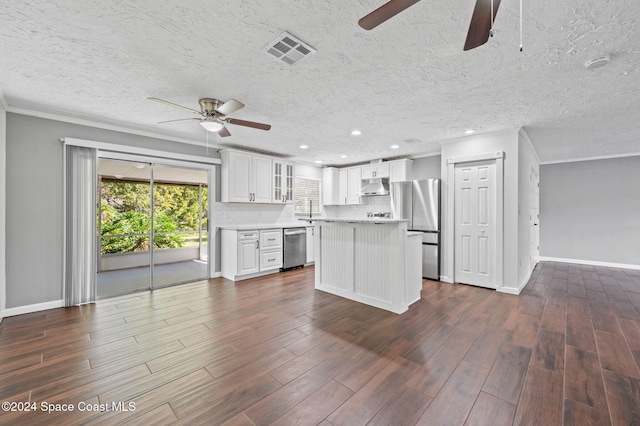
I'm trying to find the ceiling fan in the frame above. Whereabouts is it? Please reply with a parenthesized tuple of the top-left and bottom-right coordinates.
(358, 0, 501, 51)
(148, 97, 271, 137)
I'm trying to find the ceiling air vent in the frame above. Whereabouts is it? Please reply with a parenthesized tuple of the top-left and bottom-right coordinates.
(264, 31, 316, 66)
(403, 138, 422, 144)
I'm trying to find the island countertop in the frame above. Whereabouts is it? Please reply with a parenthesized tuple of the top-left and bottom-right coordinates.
(311, 218, 409, 224)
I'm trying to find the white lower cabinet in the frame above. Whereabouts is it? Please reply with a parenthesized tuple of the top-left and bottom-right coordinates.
(222, 228, 282, 281)
(237, 231, 259, 276)
(260, 250, 283, 271)
(259, 229, 283, 272)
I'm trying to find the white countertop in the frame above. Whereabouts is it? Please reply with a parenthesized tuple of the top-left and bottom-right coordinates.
(218, 222, 311, 231)
(312, 218, 409, 224)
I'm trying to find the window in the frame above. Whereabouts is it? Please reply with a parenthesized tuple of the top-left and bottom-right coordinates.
(294, 177, 320, 214)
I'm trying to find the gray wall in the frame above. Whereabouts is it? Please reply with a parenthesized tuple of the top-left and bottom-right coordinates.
(411, 155, 441, 180)
(540, 155, 640, 265)
(5, 112, 219, 309)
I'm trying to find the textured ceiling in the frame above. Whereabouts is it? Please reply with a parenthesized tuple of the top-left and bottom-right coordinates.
(1, 0, 640, 165)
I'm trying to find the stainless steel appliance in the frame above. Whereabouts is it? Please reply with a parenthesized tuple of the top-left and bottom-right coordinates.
(282, 227, 307, 270)
(390, 179, 441, 280)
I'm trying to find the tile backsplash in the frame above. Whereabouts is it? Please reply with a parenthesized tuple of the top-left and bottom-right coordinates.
(213, 202, 296, 227)
(213, 195, 392, 226)
(323, 195, 392, 219)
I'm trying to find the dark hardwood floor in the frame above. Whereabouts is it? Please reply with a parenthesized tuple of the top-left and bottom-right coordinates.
(1, 261, 640, 425)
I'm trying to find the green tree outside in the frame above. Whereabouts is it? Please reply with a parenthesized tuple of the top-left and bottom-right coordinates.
(100, 180, 208, 254)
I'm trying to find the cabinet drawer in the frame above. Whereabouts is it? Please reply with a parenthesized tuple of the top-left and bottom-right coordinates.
(260, 229, 282, 248)
(260, 249, 283, 271)
(238, 231, 259, 240)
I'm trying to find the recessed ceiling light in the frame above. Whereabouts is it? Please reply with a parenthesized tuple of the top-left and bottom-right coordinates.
(585, 55, 610, 70)
(299, 145, 309, 149)
(351, 130, 362, 136)
(314, 160, 324, 164)
(465, 129, 475, 135)
(390, 145, 400, 149)
(340, 155, 348, 158)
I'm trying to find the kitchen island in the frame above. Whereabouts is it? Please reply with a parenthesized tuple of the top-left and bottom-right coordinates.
(313, 219, 422, 314)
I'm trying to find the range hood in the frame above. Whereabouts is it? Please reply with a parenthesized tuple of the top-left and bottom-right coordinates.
(359, 159, 390, 196)
(359, 179, 389, 196)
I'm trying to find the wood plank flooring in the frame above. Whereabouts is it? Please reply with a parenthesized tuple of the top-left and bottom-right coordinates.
(1, 261, 640, 425)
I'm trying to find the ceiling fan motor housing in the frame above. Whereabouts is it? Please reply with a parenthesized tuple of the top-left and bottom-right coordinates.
(199, 98, 223, 115)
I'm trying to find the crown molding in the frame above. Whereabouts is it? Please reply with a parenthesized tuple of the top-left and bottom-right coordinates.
(540, 151, 640, 165)
(6, 105, 217, 148)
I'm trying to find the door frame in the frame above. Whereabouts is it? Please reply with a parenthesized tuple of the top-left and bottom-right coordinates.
(529, 167, 540, 271)
(446, 151, 504, 289)
(97, 151, 217, 285)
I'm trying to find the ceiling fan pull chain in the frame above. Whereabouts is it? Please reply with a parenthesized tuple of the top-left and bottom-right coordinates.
(520, 0, 523, 51)
(490, 0, 494, 37)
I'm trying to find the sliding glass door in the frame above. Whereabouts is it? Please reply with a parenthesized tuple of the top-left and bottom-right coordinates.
(97, 158, 210, 298)
(151, 164, 209, 288)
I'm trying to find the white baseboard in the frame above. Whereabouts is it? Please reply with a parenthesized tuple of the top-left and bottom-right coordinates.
(440, 275, 454, 283)
(497, 287, 521, 295)
(4, 299, 65, 317)
(539, 257, 640, 271)
(211, 272, 222, 278)
(498, 268, 534, 295)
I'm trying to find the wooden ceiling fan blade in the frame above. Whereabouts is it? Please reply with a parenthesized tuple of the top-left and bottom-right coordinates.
(358, 0, 421, 30)
(158, 118, 201, 124)
(215, 99, 245, 116)
(226, 118, 271, 131)
(148, 97, 202, 115)
(218, 127, 232, 137)
(464, 0, 501, 51)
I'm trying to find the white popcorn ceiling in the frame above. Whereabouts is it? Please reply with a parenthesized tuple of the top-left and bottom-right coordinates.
(1, 0, 640, 165)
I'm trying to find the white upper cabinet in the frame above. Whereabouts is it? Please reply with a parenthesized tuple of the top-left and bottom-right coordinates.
(322, 167, 341, 205)
(389, 159, 413, 182)
(361, 162, 390, 179)
(342, 166, 363, 205)
(272, 160, 295, 204)
(221, 150, 272, 203)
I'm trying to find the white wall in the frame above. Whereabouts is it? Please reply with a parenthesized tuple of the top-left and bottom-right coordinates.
(517, 129, 541, 290)
(540, 155, 640, 267)
(0, 100, 6, 323)
(440, 128, 520, 292)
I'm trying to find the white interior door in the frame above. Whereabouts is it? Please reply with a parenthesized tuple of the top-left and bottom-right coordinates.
(454, 160, 497, 288)
(529, 171, 540, 271)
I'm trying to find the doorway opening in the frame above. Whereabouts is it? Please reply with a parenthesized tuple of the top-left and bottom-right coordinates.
(97, 158, 210, 298)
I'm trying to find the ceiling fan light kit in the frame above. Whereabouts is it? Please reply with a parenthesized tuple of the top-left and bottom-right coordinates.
(200, 118, 224, 132)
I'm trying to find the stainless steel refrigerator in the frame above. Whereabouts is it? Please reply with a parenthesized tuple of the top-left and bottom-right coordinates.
(390, 179, 441, 280)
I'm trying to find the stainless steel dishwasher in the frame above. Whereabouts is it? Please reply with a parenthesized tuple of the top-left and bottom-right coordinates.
(282, 227, 307, 270)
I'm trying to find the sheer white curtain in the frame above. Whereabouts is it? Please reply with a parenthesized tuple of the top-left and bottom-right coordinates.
(64, 144, 97, 306)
